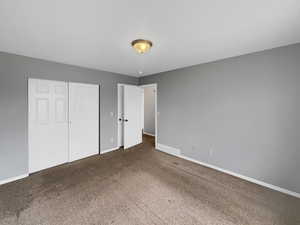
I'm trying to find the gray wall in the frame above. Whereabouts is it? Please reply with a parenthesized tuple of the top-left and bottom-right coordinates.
(0, 52, 138, 181)
(143, 86, 156, 135)
(140, 43, 300, 194)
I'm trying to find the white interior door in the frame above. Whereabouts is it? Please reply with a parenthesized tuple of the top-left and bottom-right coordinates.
(69, 82, 99, 161)
(124, 85, 142, 149)
(28, 79, 69, 173)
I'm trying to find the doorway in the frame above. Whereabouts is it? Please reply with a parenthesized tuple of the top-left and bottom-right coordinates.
(140, 84, 157, 148)
(118, 83, 157, 149)
(117, 84, 143, 149)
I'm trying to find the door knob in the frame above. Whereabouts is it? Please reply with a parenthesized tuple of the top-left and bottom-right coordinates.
(118, 118, 122, 121)
(124, 119, 128, 122)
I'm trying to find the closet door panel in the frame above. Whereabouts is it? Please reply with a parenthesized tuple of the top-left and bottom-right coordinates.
(29, 79, 69, 173)
(69, 83, 99, 162)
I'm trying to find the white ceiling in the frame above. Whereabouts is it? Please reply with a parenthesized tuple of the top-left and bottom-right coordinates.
(0, 0, 300, 77)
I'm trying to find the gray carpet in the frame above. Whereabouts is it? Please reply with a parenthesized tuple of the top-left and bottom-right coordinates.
(0, 135, 299, 225)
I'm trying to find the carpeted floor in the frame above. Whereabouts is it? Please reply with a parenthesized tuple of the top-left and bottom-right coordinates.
(0, 135, 299, 225)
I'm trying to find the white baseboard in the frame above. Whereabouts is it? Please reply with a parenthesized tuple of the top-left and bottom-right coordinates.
(157, 143, 181, 156)
(156, 143, 300, 199)
(143, 132, 155, 137)
(0, 174, 29, 186)
(101, 146, 119, 154)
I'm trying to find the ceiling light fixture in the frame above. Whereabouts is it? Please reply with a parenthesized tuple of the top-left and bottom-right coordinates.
(131, 39, 153, 54)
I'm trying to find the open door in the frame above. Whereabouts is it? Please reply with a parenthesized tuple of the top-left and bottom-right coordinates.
(123, 85, 142, 149)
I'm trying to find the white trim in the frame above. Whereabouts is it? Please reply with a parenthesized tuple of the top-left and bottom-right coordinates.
(156, 143, 300, 199)
(118, 83, 137, 87)
(117, 84, 123, 148)
(100, 147, 119, 154)
(27, 78, 30, 174)
(139, 84, 156, 88)
(143, 131, 155, 137)
(0, 174, 29, 186)
(157, 143, 181, 156)
(140, 83, 157, 149)
(141, 89, 144, 131)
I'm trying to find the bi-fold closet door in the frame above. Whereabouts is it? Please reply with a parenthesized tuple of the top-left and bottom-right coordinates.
(69, 82, 99, 162)
(28, 79, 99, 173)
(28, 79, 69, 173)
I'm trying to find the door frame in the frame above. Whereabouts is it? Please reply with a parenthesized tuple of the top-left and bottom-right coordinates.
(117, 83, 157, 149)
(140, 84, 158, 149)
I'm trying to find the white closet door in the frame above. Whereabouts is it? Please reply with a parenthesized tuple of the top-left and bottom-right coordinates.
(124, 85, 142, 149)
(69, 82, 99, 161)
(29, 79, 69, 173)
